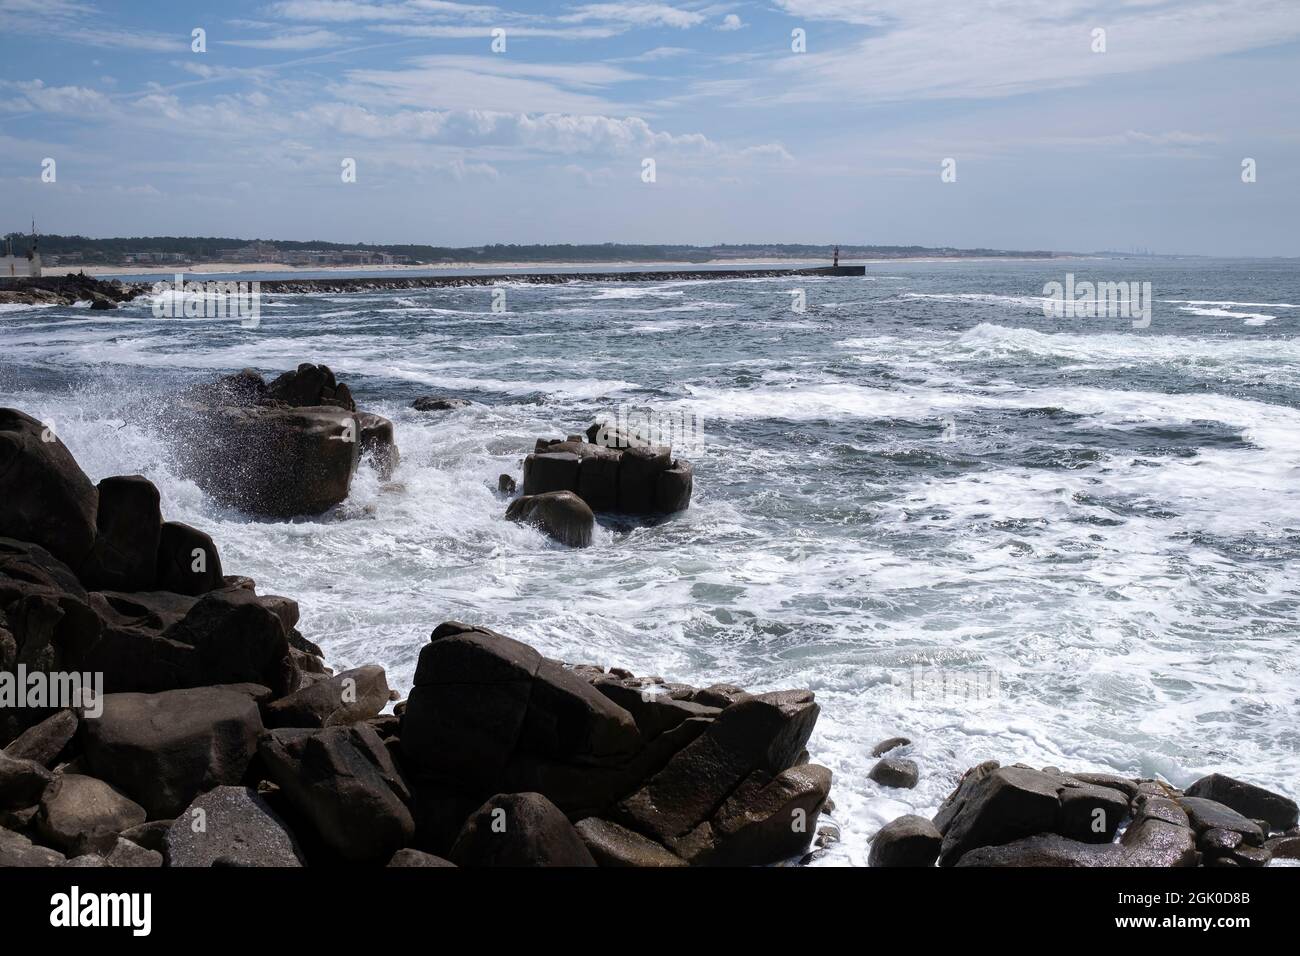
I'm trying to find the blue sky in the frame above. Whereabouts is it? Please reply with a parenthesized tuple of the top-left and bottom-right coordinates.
(1, 0, 1298, 255)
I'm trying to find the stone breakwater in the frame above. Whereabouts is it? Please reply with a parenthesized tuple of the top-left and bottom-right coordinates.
(0, 274, 139, 308)
(0, 399, 832, 867)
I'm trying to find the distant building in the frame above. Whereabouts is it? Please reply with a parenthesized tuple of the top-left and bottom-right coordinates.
(1, 226, 41, 278)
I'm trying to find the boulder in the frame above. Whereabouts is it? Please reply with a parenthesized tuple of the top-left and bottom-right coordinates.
(574, 817, 686, 867)
(79, 475, 162, 592)
(1119, 816, 1200, 866)
(497, 474, 516, 494)
(387, 848, 456, 867)
(118, 820, 171, 854)
(35, 773, 146, 854)
(956, 833, 1120, 867)
(522, 452, 580, 496)
(450, 792, 596, 867)
(593, 677, 720, 741)
(0, 825, 65, 866)
(103, 836, 162, 867)
(259, 725, 414, 863)
(505, 492, 594, 548)
(81, 686, 264, 818)
(155, 521, 223, 595)
(176, 403, 360, 518)
(1184, 774, 1298, 833)
(869, 757, 919, 790)
(937, 767, 1063, 866)
(262, 665, 391, 729)
(160, 588, 296, 695)
(0, 751, 54, 811)
(2, 709, 78, 767)
(412, 396, 469, 412)
(165, 786, 306, 867)
(576, 448, 622, 512)
(869, 815, 942, 867)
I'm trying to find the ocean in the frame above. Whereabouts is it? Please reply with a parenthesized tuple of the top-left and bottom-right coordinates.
(2, 256, 1298, 865)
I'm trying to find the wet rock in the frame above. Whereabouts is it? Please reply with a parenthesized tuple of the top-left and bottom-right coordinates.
(155, 521, 223, 595)
(2, 709, 78, 768)
(575, 817, 686, 867)
(1184, 774, 1298, 833)
(259, 724, 414, 863)
(450, 792, 595, 867)
(617, 444, 672, 514)
(692, 683, 748, 708)
(870, 736, 911, 758)
(1119, 816, 1200, 867)
(869, 815, 941, 867)
(577, 448, 622, 511)
(505, 491, 594, 548)
(956, 833, 1118, 867)
(411, 396, 469, 412)
(592, 676, 720, 741)
(79, 475, 162, 591)
(654, 460, 693, 513)
(1058, 781, 1128, 843)
(681, 763, 832, 866)
(937, 766, 1062, 866)
(81, 686, 264, 818)
(0, 408, 98, 567)
(1177, 796, 1265, 846)
(869, 757, 919, 790)
(498, 474, 516, 494)
(1068, 772, 1140, 800)
(1264, 833, 1300, 860)
(165, 786, 305, 867)
(262, 665, 391, 729)
(266, 363, 355, 411)
(35, 774, 146, 854)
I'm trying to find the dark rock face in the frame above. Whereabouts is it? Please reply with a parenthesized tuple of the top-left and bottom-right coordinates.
(266, 364, 356, 411)
(155, 521, 223, 595)
(450, 792, 596, 867)
(871, 736, 911, 758)
(79, 475, 162, 591)
(165, 786, 305, 867)
(81, 687, 265, 819)
(1177, 796, 1265, 845)
(412, 396, 470, 412)
(0, 408, 98, 568)
(1184, 774, 1298, 832)
(869, 815, 942, 867)
(259, 725, 414, 863)
(505, 491, 594, 548)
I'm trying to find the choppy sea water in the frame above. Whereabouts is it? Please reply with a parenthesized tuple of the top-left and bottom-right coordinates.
(3, 257, 1298, 866)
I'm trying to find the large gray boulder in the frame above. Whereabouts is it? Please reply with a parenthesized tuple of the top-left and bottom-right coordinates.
(505, 491, 594, 548)
(869, 815, 941, 867)
(35, 774, 147, 854)
(936, 767, 1063, 866)
(165, 786, 306, 867)
(81, 686, 265, 818)
(262, 665, 391, 729)
(1184, 774, 1298, 833)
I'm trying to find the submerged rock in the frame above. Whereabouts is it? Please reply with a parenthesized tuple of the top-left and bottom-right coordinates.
(505, 491, 594, 548)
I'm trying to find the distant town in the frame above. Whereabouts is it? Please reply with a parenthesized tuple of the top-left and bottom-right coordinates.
(2, 233, 1061, 271)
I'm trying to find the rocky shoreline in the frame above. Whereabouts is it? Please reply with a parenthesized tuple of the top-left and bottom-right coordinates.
(3, 363, 1297, 868)
(0, 266, 862, 307)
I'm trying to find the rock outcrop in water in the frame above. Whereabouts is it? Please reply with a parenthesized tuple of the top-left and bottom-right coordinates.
(0, 274, 140, 308)
(0, 404, 833, 866)
(871, 761, 1299, 867)
(502, 422, 693, 546)
(169, 364, 399, 518)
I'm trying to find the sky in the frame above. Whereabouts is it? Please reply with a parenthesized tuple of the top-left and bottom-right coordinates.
(1, 0, 1298, 255)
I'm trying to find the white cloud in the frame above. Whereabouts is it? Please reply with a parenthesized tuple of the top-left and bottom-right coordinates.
(718, 14, 743, 31)
(561, 3, 705, 29)
(220, 29, 347, 50)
